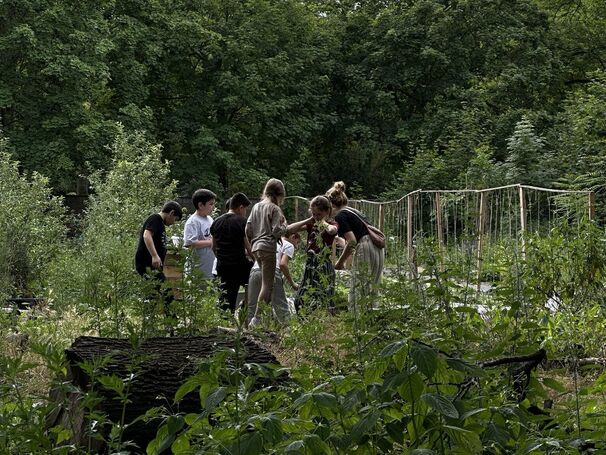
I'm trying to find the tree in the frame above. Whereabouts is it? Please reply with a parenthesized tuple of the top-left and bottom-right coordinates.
(0, 0, 116, 192)
(504, 116, 547, 185)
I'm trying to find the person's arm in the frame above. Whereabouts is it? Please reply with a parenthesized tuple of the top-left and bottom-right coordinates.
(244, 236, 254, 260)
(335, 231, 357, 270)
(324, 223, 338, 236)
(271, 207, 288, 239)
(286, 216, 313, 235)
(279, 252, 298, 290)
(184, 220, 212, 249)
(143, 229, 162, 269)
(188, 238, 212, 249)
(211, 236, 217, 255)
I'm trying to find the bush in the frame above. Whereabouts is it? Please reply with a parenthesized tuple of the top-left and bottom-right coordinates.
(0, 133, 67, 300)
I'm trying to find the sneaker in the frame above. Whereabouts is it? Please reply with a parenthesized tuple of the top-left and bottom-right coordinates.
(249, 316, 260, 328)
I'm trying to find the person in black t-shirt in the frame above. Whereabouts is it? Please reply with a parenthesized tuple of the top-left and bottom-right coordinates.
(326, 182, 384, 309)
(135, 200, 183, 280)
(210, 193, 254, 312)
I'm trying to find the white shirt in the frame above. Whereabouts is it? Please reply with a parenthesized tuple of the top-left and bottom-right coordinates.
(252, 239, 294, 271)
(183, 213, 215, 278)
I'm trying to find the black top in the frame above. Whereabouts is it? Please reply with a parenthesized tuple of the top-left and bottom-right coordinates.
(135, 213, 166, 274)
(335, 208, 369, 242)
(210, 212, 248, 266)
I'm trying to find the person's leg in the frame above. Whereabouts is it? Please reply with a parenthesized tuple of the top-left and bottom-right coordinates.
(319, 258, 336, 310)
(258, 250, 277, 302)
(253, 250, 277, 318)
(247, 269, 262, 325)
(271, 272, 291, 323)
(349, 236, 378, 311)
(218, 262, 248, 313)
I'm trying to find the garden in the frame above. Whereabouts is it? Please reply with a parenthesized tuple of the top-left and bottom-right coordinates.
(2, 129, 606, 454)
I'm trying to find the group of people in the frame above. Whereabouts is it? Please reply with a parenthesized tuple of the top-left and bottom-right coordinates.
(134, 179, 384, 327)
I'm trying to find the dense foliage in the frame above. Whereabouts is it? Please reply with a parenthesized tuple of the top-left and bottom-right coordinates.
(1, 0, 605, 197)
(2, 1, 606, 453)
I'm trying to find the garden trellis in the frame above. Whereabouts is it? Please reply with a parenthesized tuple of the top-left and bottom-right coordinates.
(284, 184, 594, 286)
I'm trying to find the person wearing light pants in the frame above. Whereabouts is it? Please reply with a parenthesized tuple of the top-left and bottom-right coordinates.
(247, 232, 300, 326)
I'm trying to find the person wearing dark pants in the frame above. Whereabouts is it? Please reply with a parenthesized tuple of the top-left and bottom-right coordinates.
(211, 193, 254, 313)
(134, 201, 183, 330)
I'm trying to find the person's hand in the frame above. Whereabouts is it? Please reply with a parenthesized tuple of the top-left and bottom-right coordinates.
(152, 254, 162, 269)
(292, 282, 300, 291)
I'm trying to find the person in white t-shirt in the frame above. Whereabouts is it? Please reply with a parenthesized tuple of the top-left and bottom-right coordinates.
(247, 232, 300, 327)
(183, 189, 216, 279)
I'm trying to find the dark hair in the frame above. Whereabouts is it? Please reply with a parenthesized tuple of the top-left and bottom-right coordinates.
(230, 192, 251, 210)
(326, 181, 348, 208)
(263, 178, 285, 204)
(310, 195, 331, 213)
(192, 188, 216, 209)
(161, 200, 183, 220)
(288, 231, 301, 241)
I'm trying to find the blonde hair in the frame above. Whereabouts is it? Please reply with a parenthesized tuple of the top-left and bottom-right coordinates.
(263, 178, 286, 204)
(310, 195, 331, 214)
(326, 181, 348, 208)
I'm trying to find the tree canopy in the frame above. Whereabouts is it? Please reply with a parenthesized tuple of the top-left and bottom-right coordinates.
(1, 0, 604, 197)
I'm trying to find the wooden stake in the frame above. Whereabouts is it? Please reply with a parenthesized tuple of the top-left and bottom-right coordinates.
(476, 192, 486, 293)
(435, 193, 444, 271)
(519, 185, 527, 259)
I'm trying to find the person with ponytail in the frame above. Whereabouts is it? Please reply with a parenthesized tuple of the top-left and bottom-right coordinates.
(287, 195, 338, 312)
(326, 181, 384, 309)
(245, 178, 288, 327)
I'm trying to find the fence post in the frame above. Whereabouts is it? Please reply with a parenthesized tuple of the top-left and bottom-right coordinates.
(476, 191, 486, 293)
(518, 185, 527, 259)
(294, 198, 299, 221)
(407, 194, 414, 263)
(435, 192, 444, 272)
(589, 192, 596, 222)
(378, 203, 385, 232)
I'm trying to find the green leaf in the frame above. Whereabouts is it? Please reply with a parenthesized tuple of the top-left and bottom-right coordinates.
(98, 374, 125, 396)
(445, 425, 482, 452)
(313, 392, 338, 410)
(174, 377, 200, 402)
(285, 440, 304, 453)
(293, 392, 312, 408)
(304, 434, 331, 454)
(411, 344, 438, 378)
(238, 431, 263, 455)
(397, 372, 425, 402)
(459, 407, 487, 420)
(484, 423, 511, 447)
(171, 433, 190, 454)
(541, 377, 566, 393)
(351, 411, 379, 443)
(166, 416, 185, 435)
(364, 359, 389, 383)
(446, 358, 484, 376)
(204, 387, 227, 413)
(379, 340, 407, 358)
(261, 414, 283, 444)
(422, 393, 459, 419)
